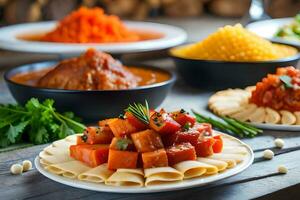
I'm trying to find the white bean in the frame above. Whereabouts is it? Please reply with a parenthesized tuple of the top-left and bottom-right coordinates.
(10, 164, 23, 175)
(22, 160, 32, 172)
(274, 138, 284, 149)
(278, 165, 288, 174)
(263, 149, 274, 160)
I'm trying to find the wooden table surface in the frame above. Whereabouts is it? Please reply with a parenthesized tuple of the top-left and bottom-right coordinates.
(1, 16, 300, 200)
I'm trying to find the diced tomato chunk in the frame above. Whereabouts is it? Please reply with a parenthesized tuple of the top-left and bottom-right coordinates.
(107, 149, 138, 170)
(142, 149, 168, 168)
(163, 128, 200, 146)
(163, 122, 212, 147)
(109, 137, 135, 151)
(195, 137, 215, 157)
(81, 145, 109, 167)
(149, 109, 181, 135)
(98, 119, 115, 132)
(108, 118, 138, 137)
(149, 109, 156, 117)
(76, 135, 86, 144)
(131, 129, 164, 153)
(171, 109, 196, 126)
(70, 145, 80, 159)
(166, 143, 197, 166)
(193, 123, 212, 135)
(99, 119, 115, 126)
(212, 134, 223, 153)
(69, 144, 109, 167)
(125, 111, 147, 130)
(81, 126, 114, 145)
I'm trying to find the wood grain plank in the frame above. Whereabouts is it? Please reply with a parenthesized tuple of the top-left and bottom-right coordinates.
(0, 144, 47, 174)
(80, 149, 300, 200)
(1, 149, 299, 200)
(71, 171, 300, 200)
(255, 183, 300, 200)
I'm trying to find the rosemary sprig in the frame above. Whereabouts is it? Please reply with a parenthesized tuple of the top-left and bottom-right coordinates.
(125, 100, 150, 124)
(192, 110, 262, 138)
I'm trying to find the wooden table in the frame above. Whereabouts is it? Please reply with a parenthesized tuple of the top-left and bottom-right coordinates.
(1, 57, 300, 200)
(1, 16, 300, 200)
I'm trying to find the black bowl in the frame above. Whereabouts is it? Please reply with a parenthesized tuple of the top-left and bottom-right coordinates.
(170, 44, 300, 89)
(4, 61, 176, 122)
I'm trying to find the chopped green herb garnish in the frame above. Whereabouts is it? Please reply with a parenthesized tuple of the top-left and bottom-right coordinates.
(155, 122, 162, 127)
(118, 114, 125, 120)
(81, 134, 88, 142)
(95, 127, 101, 134)
(180, 109, 186, 113)
(280, 75, 294, 89)
(116, 138, 132, 150)
(183, 123, 190, 131)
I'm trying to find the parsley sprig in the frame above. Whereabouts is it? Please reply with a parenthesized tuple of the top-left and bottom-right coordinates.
(125, 101, 150, 124)
(0, 98, 86, 148)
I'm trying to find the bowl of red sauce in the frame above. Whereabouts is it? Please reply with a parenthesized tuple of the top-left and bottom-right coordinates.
(4, 49, 175, 122)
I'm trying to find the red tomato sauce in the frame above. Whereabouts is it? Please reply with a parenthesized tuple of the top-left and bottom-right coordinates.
(250, 66, 300, 112)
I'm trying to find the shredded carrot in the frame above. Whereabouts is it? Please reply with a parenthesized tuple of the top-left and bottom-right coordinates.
(42, 7, 140, 43)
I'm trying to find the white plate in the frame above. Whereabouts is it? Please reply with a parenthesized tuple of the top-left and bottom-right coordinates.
(35, 134, 254, 193)
(0, 21, 187, 55)
(246, 18, 300, 47)
(250, 122, 300, 131)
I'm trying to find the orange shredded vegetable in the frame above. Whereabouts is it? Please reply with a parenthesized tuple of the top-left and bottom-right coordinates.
(42, 7, 140, 43)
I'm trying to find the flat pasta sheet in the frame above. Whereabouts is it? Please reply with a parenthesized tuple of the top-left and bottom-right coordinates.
(45, 160, 91, 179)
(144, 167, 183, 186)
(173, 160, 218, 179)
(106, 169, 144, 187)
(196, 158, 228, 172)
(78, 164, 114, 183)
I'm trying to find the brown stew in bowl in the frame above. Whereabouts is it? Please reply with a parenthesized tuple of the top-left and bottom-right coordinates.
(10, 49, 170, 90)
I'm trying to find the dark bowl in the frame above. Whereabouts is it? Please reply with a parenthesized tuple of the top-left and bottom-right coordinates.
(170, 44, 300, 89)
(4, 61, 176, 122)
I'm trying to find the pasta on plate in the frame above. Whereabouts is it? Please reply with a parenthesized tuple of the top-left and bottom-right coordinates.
(39, 133, 251, 187)
(209, 67, 300, 127)
(36, 104, 253, 189)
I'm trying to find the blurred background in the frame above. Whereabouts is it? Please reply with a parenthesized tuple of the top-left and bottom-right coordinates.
(0, 1, 300, 108)
(0, 0, 300, 68)
(0, 0, 299, 25)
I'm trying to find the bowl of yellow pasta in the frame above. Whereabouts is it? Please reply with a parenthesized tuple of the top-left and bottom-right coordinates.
(170, 24, 300, 89)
